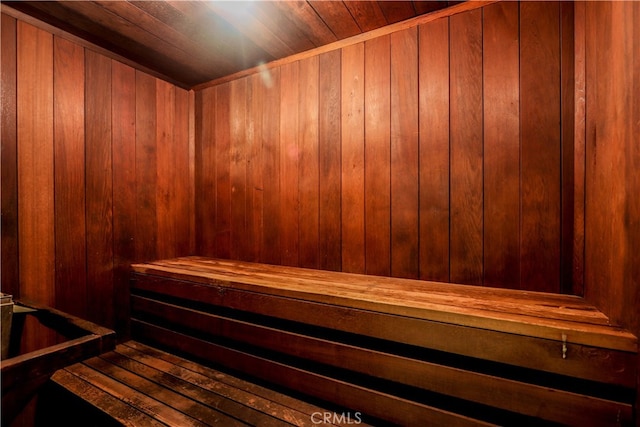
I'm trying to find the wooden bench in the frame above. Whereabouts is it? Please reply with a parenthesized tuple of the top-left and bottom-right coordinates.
(128, 256, 637, 426)
(50, 341, 359, 427)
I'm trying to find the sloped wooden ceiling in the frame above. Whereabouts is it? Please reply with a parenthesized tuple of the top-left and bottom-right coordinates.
(4, 1, 458, 88)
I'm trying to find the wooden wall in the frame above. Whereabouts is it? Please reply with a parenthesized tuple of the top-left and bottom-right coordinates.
(195, 1, 577, 293)
(0, 14, 194, 336)
(583, 1, 640, 339)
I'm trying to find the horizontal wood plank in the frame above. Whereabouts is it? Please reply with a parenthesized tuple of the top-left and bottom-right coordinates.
(131, 271, 636, 387)
(131, 257, 636, 352)
(132, 324, 496, 427)
(131, 296, 633, 426)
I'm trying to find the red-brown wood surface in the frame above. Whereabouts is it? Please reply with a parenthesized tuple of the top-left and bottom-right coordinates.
(4, 13, 192, 333)
(214, 83, 232, 260)
(364, 35, 390, 277)
(246, 73, 263, 263)
(195, 87, 216, 257)
(260, 68, 282, 266)
(418, 17, 449, 283)
(390, 27, 419, 279)
(584, 0, 640, 338)
(54, 36, 87, 318)
(298, 56, 320, 269)
(340, 43, 365, 274)
(192, 3, 575, 294)
(449, 9, 483, 285)
(317, 50, 341, 272)
(482, 2, 520, 288)
(279, 61, 300, 267)
(520, 2, 562, 293)
(135, 70, 158, 263)
(111, 60, 136, 337)
(17, 21, 55, 309)
(1, 14, 18, 298)
(229, 77, 248, 261)
(86, 50, 114, 328)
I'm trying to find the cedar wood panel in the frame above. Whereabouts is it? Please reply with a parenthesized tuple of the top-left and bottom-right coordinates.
(1, 17, 193, 334)
(2, 1, 639, 349)
(195, 2, 571, 291)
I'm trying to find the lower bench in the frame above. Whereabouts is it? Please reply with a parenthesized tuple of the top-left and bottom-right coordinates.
(129, 256, 638, 426)
(50, 341, 359, 427)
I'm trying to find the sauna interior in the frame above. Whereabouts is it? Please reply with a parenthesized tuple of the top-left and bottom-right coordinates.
(1, 1, 639, 426)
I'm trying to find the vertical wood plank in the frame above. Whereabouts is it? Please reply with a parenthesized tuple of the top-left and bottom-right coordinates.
(298, 56, 320, 269)
(111, 60, 136, 338)
(560, 1, 576, 295)
(318, 50, 342, 272)
(135, 70, 158, 262)
(482, 2, 520, 289)
(390, 27, 419, 280)
(280, 61, 300, 267)
(571, 1, 586, 297)
(156, 79, 177, 259)
(585, 0, 639, 335)
(229, 78, 248, 261)
(174, 86, 192, 256)
(520, 1, 561, 293)
(85, 50, 114, 328)
(188, 89, 196, 255)
(449, 9, 484, 285)
(214, 83, 231, 259)
(53, 36, 86, 318)
(418, 18, 450, 283)
(261, 68, 282, 265)
(364, 35, 391, 277)
(247, 73, 264, 263)
(1, 14, 19, 297)
(341, 43, 365, 274)
(195, 87, 217, 257)
(17, 21, 55, 309)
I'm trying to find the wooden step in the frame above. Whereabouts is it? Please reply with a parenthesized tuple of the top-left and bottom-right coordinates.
(51, 342, 360, 427)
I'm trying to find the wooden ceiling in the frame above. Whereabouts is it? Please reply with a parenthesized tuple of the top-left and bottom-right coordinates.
(4, 1, 458, 88)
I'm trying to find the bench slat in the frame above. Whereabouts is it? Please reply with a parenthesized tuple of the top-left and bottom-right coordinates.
(121, 341, 343, 426)
(132, 279, 636, 387)
(51, 369, 168, 427)
(133, 320, 498, 427)
(132, 257, 637, 352)
(131, 295, 633, 426)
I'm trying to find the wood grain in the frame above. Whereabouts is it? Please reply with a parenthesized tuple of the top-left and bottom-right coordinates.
(195, 88, 213, 256)
(247, 73, 264, 263)
(340, 43, 365, 273)
(449, 9, 484, 285)
(482, 2, 520, 289)
(317, 50, 341, 272)
(260, 67, 282, 266)
(53, 36, 86, 318)
(229, 77, 248, 261)
(418, 17, 450, 283)
(297, 56, 320, 269)
(390, 27, 419, 279)
(214, 83, 231, 259)
(85, 50, 114, 328)
(111, 60, 137, 338)
(135, 70, 158, 263)
(155, 79, 177, 259)
(132, 296, 633, 426)
(364, 35, 391, 277)
(520, 1, 562, 293)
(1, 14, 19, 297)
(17, 21, 55, 311)
(279, 61, 300, 267)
